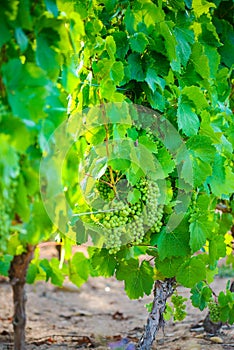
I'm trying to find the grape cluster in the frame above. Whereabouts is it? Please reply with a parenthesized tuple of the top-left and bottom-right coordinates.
(96, 167, 115, 200)
(100, 201, 143, 254)
(0, 178, 17, 251)
(208, 301, 221, 323)
(171, 294, 187, 321)
(136, 178, 163, 233)
(94, 171, 164, 254)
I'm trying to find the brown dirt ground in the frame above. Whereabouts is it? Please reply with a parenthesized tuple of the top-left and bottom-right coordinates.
(0, 246, 233, 350)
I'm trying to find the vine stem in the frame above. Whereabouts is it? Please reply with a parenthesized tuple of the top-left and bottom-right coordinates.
(104, 124, 117, 192)
(204, 280, 218, 299)
(9, 244, 35, 350)
(100, 104, 118, 197)
(137, 278, 176, 350)
(84, 172, 113, 188)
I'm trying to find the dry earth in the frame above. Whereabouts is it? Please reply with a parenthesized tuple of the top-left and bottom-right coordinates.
(0, 246, 233, 350)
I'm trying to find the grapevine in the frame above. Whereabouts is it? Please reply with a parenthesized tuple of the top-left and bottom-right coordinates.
(0, 0, 233, 349)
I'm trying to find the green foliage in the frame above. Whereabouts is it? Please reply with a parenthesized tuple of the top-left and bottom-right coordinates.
(26, 252, 65, 286)
(89, 248, 117, 277)
(0, 255, 13, 276)
(218, 289, 234, 324)
(176, 256, 207, 288)
(155, 218, 191, 260)
(0, 0, 233, 327)
(191, 281, 234, 324)
(69, 252, 90, 288)
(116, 259, 154, 299)
(191, 281, 213, 310)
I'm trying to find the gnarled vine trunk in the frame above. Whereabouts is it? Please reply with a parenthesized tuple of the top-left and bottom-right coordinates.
(137, 278, 176, 350)
(9, 245, 35, 350)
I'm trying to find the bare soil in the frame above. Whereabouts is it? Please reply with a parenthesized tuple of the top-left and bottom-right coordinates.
(0, 246, 233, 350)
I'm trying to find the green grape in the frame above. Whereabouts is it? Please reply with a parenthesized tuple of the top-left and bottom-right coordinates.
(137, 178, 163, 234)
(171, 294, 187, 321)
(208, 301, 221, 323)
(96, 167, 117, 200)
(96, 180, 114, 200)
(92, 169, 164, 254)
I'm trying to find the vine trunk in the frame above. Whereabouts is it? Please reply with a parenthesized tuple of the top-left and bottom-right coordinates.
(137, 278, 176, 350)
(9, 245, 35, 350)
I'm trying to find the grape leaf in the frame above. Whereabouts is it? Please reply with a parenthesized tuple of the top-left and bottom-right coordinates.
(116, 259, 154, 299)
(177, 97, 200, 136)
(45, 0, 59, 17)
(2, 59, 48, 121)
(0, 255, 13, 277)
(17, 0, 33, 30)
(192, 0, 216, 18)
(157, 219, 190, 260)
(106, 35, 116, 60)
(69, 252, 90, 287)
(200, 111, 222, 143)
(138, 135, 158, 154)
(160, 22, 177, 62)
(36, 33, 60, 79)
(110, 61, 124, 85)
(14, 174, 30, 222)
(124, 6, 139, 35)
(145, 67, 166, 93)
(15, 28, 28, 52)
(181, 86, 208, 112)
(187, 134, 216, 160)
(147, 89, 166, 112)
(190, 281, 212, 310)
(189, 220, 207, 253)
(127, 53, 145, 81)
(0, 136, 19, 183)
(40, 258, 64, 286)
(209, 235, 227, 266)
(112, 31, 129, 59)
(129, 33, 149, 53)
(155, 256, 184, 278)
(156, 147, 175, 177)
(174, 27, 194, 67)
(204, 45, 220, 79)
(0, 13, 11, 47)
(207, 155, 234, 197)
(176, 256, 206, 287)
(190, 42, 210, 79)
(89, 248, 117, 277)
(186, 135, 216, 186)
(100, 79, 116, 99)
(26, 263, 38, 284)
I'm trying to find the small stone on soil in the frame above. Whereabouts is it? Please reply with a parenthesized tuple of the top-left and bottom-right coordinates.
(210, 336, 224, 344)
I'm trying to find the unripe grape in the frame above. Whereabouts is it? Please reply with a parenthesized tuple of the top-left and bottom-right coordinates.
(208, 302, 221, 323)
(93, 168, 164, 253)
